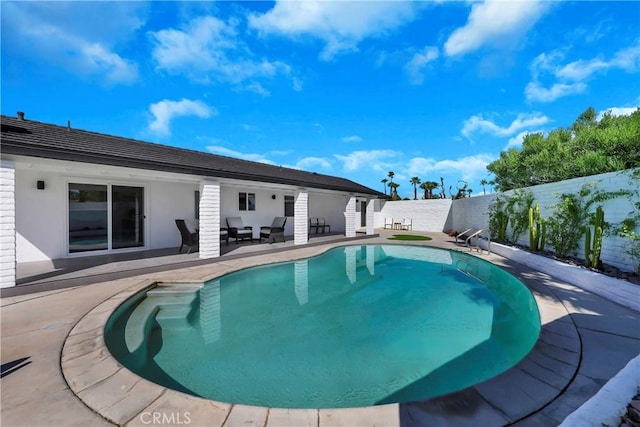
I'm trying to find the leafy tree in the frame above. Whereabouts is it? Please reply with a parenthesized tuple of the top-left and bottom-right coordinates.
(487, 107, 640, 191)
(410, 177, 421, 200)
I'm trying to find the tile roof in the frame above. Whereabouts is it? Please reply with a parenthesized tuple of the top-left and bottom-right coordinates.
(1, 115, 381, 195)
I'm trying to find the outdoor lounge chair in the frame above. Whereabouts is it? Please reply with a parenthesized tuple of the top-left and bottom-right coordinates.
(260, 217, 287, 243)
(175, 219, 199, 253)
(384, 217, 394, 229)
(401, 218, 413, 230)
(220, 227, 229, 246)
(226, 217, 253, 243)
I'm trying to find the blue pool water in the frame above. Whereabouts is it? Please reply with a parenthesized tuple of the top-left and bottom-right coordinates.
(105, 245, 540, 408)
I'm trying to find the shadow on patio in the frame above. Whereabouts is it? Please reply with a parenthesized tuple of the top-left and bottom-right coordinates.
(7, 232, 376, 297)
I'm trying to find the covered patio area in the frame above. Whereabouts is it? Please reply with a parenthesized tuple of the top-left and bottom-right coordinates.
(7, 231, 375, 297)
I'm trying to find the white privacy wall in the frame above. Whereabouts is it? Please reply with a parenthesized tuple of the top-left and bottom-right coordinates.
(376, 199, 453, 231)
(451, 170, 638, 273)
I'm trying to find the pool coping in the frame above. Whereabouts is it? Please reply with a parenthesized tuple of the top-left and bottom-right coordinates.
(61, 241, 584, 426)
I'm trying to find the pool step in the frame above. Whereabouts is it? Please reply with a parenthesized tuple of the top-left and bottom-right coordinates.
(147, 283, 203, 297)
(125, 285, 200, 352)
(156, 306, 193, 330)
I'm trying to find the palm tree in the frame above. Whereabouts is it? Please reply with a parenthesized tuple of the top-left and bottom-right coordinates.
(467, 188, 473, 198)
(419, 182, 429, 199)
(480, 179, 488, 195)
(424, 181, 439, 199)
(410, 177, 421, 200)
(388, 171, 395, 185)
(388, 182, 400, 200)
(381, 178, 388, 195)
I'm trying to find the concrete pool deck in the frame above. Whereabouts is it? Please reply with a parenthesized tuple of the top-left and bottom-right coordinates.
(1, 230, 639, 426)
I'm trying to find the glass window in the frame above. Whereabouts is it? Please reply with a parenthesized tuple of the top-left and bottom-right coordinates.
(195, 190, 200, 219)
(239, 192, 256, 211)
(68, 183, 145, 253)
(112, 186, 144, 249)
(68, 183, 108, 253)
(284, 195, 294, 217)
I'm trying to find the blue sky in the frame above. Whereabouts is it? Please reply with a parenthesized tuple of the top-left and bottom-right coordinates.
(2, 1, 639, 199)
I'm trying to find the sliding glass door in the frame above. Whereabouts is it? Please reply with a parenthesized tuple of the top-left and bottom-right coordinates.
(68, 183, 144, 253)
(68, 183, 108, 253)
(112, 186, 144, 249)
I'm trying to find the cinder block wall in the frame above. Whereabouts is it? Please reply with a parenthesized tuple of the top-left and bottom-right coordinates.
(376, 199, 453, 232)
(374, 170, 637, 272)
(451, 169, 638, 273)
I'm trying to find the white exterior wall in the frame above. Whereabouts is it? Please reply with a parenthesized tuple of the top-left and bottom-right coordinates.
(1, 160, 16, 288)
(376, 199, 453, 232)
(451, 170, 639, 273)
(294, 191, 309, 245)
(11, 157, 201, 263)
(199, 181, 220, 259)
(309, 193, 348, 233)
(344, 196, 356, 238)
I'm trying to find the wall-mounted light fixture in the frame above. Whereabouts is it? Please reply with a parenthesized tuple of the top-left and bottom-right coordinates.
(271, 194, 276, 200)
(36, 180, 45, 190)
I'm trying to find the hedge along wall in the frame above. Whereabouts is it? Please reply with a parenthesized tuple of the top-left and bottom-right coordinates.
(451, 169, 639, 273)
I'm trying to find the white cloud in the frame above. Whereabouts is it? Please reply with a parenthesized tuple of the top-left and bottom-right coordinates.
(248, 1, 419, 60)
(294, 157, 332, 170)
(334, 150, 400, 172)
(524, 81, 588, 103)
(341, 135, 363, 143)
(444, 1, 549, 57)
(151, 16, 292, 89)
(148, 99, 215, 136)
(504, 130, 543, 150)
(2, 2, 142, 84)
(597, 105, 640, 121)
(526, 44, 640, 103)
(462, 113, 550, 139)
(405, 46, 439, 85)
(205, 145, 276, 164)
(408, 153, 495, 183)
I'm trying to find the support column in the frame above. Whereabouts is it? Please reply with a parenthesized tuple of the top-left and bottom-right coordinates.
(344, 196, 356, 238)
(294, 190, 309, 245)
(199, 180, 220, 259)
(366, 199, 375, 235)
(1, 160, 16, 288)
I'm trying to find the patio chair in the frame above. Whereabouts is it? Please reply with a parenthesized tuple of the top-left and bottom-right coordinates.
(260, 217, 287, 243)
(175, 219, 199, 254)
(384, 217, 393, 229)
(220, 227, 229, 246)
(317, 217, 330, 234)
(226, 217, 253, 243)
(309, 218, 320, 234)
(401, 218, 413, 231)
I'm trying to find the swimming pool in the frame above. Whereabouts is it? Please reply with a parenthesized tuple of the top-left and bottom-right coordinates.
(105, 245, 540, 409)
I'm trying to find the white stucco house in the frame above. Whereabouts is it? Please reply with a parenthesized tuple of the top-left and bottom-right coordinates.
(0, 113, 382, 288)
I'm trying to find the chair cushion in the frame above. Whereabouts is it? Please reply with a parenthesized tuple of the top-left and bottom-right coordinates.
(227, 217, 244, 228)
